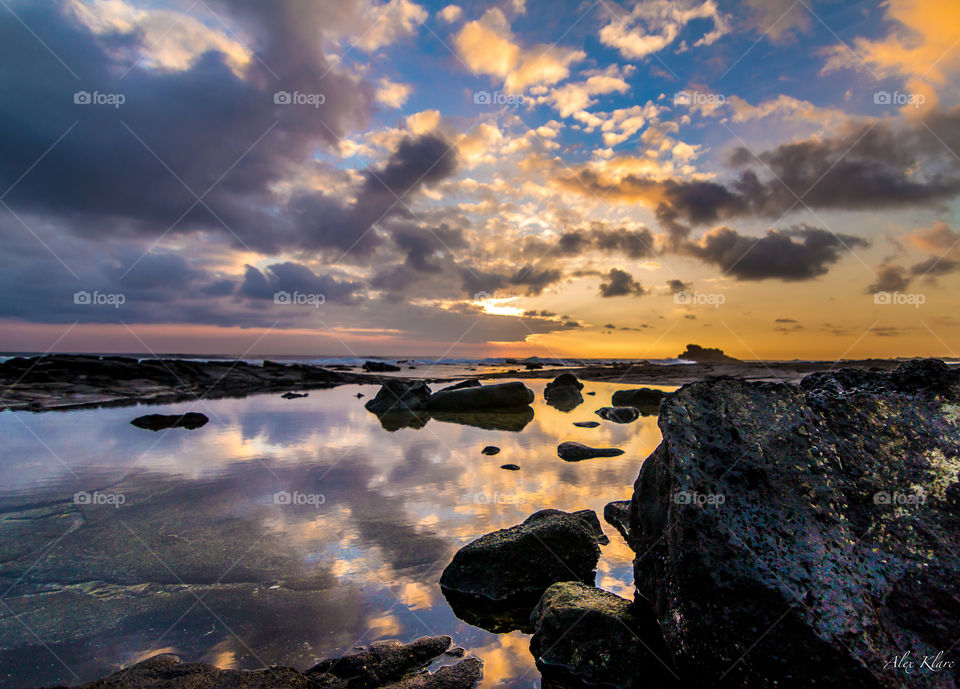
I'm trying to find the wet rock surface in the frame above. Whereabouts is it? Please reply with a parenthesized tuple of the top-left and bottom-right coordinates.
(530, 582, 676, 689)
(627, 359, 960, 687)
(595, 406, 640, 424)
(365, 380, 433, 413)
(130, 412, 209, 430)
(0, 355, 379, 411)
(426, 381, 534, 411)
(610, 388, 665, 415)
(572, 421, 600, 428)
(44, 636, 483, 689)
(557, 442, 624, 462)
(439, 509, 600, 605)
(603, 500, 632, 543)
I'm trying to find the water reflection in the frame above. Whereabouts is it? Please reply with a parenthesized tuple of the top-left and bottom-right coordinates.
(0, 380, 671, 689)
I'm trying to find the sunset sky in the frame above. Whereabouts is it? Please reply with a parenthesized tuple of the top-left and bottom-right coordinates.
(1, 0, 959, 359)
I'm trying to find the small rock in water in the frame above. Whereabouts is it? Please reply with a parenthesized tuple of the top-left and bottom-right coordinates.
(481, 446, 501, 455)
(363, 360, 401, 372)
(586, 391, 596, 396)
(280, 391, 308, 399)
(131, 412, 209, 431)
(500, 464, 521, 471)
(595, 406, 640, 423)
(573, 421, 600, 428)
(557, 442, 624, 461)
(355, 392, 364, 398)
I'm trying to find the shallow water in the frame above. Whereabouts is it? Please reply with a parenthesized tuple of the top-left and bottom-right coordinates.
(0, 379, 671, 689)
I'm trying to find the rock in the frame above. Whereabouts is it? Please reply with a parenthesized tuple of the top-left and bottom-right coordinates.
(440, 509, 600, 605)
(572, 421, 600, 428)
(571, 509, 609, 545)
(544, 373, 584, 411)
(500, 464, 521, 471)
(603, 500, 632, 543)
(445, 646, 467, 658)
(363, 361, 402, 372)
(438, 380, 482, 393)
(365, 380, 432, 413)
(557, 442, 624, 462)
(627, 359, 960, 687)
(281, 392, 308, 399)
(426, 382, 534, 411)
(356, 393, 364, 398)
(524, 362, 544, 370)
(595, 406, 640, 423)
(530, 582, 676, 689)
(586, 391, 596, 396)
(676, 344, 738, 363)
(611, 388, 666, 413)
(130, 412, 209, 431)
(48, 636, 484, 689)
(481, 446, 501, 455)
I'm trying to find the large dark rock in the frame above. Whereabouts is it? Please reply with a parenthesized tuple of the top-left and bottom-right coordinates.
(440, 509, 600, 605)
(530, 582, 676, 689)
(130, 412, 208, 430)
(626, 359, 960, 687)
(365, 380, 432, 413)
(595, 406, 640, 423)
(46, 636, 483, 689)
(363, 361, 402, 372)
(675, 344, 738, 363)
(603, 500, 632, 542)
(544, 374, 584, 412)
(557, 442, 624, 462)
(426, 382, 534, 411)
(611, 388, 666, 414)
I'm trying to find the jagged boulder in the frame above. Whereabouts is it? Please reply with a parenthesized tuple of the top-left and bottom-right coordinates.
(626, 359, 960, 687)
(364, 380, 432, 413)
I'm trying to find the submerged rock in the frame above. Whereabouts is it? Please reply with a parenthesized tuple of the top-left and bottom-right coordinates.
(530, 582, 676, 689)
(49, 636, 483, 689)
(610, 388, 665, 414)
(627, 359, 960, 687)
(281, 392, 309, 399)
(481, 446, 501, 455)
(544, 373, 584, 411)
(595, 406, 640, 423)
(500, 464, 521, 471)
(130, 412, 208, 431)
(572, 421, 600, 428)
(365, 380, 432, 413)
(363, 361, 402, 372)
(426, 382, 534, 411)
(440, 509, 600, 605)
(557, 442, 624, 462)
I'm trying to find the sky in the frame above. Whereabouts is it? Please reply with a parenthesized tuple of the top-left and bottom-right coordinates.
(1, 0, 959, 360)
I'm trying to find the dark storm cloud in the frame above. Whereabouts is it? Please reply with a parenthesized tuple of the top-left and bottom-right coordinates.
(459, 264, 564, 297)
(666, 279, 692, 294)
(239, 262, 363, 303)
(0, 1, 458, 260)
(599, 268, 646, 297)
(910, 256, 960, 278)
(522, 225, 656, 260)
(683, 224, 868, 281)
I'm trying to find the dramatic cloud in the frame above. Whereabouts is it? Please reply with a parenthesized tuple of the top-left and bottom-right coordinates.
(599, 268, 646, 297)
(599, 0, 729, 59)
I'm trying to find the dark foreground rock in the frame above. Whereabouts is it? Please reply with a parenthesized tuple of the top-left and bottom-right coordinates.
(130, 412, 209, 430)
(365, 380, 432, 413)
(557, 442, 624, 461)
(603, 500, 632, 542)
(571, 508, 609, 545)
(440, 509, 600, 605)
(611, 388, 665, 414)
(676, 343, 738, 363)
(530, 582, 676, 689)
(363, 361, 402, 372)
(426, 381, 534, 411)
(544, 373, 584, 411)
(595, 406, 640, 423)
(48, 636, 483, 689)
(627, 359, 960, 688)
